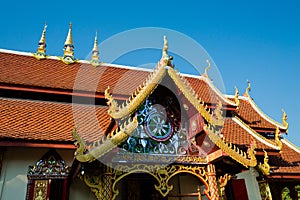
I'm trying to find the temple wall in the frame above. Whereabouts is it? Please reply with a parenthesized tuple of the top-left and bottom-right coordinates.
(236, 168, 261, 200)
(0, 147, 74, 199)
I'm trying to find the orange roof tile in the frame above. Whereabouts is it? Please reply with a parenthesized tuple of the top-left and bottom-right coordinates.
(236, 99, 278, 130)
(0, 51, 234, 106)
(269, 140, 300, 175)
(222, 118, 276, 150)
(0, 98, 110, 142)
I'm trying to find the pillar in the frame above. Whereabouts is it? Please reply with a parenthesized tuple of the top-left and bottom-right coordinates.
(207, 164, 220, 200)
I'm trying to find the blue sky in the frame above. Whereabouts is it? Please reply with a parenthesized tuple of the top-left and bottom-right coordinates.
(1, 1, 300, 146)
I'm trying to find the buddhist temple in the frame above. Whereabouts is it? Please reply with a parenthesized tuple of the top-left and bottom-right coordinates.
(0, 24, 299, 200)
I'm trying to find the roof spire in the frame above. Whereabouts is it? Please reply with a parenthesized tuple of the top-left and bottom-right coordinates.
(90, 30, 101, 66)
(33, 23, 47, 60)
(243, 80, 251, 97)
(282, 109, 289, 131)
(159, 35, 173, 68)
(234, 86, 240, 108)
(62, 22, 75, 64)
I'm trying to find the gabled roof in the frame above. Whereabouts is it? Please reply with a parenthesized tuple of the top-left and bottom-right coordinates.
(227, 95, 287, 131)
(0, 49, 236, 107)
(0, 98, 110, 143)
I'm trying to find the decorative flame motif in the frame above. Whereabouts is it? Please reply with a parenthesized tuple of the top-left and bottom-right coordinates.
(234, 86, 240, 108)
(244, 80, 251, 97)
(258, 149, 270, 175)
(282, 109, 289, 131)
(104, 64, 167, 119)
(168, 67, 224, 126)
(275, 126, 282, 150)
(73, 117, 138, 162)
(203, 59, 211, 77)
(204, 124, 257, 167)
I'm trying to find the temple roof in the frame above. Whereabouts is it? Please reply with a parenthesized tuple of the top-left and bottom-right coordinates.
(0, 47, 297, 177)
(0, 98, 110, 143)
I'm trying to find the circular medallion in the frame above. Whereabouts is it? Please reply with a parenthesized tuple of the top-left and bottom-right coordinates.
(144, 111, 173, 142)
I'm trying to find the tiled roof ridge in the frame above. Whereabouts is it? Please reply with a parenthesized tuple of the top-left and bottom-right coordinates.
(246, 96, 286, 130)
(0, 97, 107, 108)
(226, 94, 286, 130)
(198, 75, 237, 106)
(282, 139, 300, 154)
(232, 116, 280, 150)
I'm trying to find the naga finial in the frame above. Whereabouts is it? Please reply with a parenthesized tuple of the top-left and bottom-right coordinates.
(244, 80, 251, 97)
(160, 35, 173, 67)
(34, 23, 47, 60)
(247, 136, 256, 161)
(275, 126, 283, 150)
(259, 149, 270, 175)
(282, 109, 289, 131)
(203, 59, 211, 77)
(234, 86, 240, 108)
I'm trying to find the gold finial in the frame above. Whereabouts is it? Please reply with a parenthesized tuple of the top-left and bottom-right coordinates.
(247, 136, 256, 161)
(234, 86, 240, 108)
(91, 30, 100, 66)
(258, 149, 270, 175)
(275, 126, 283, 150)
(202, 59, 211, 78)
(282, 109, 289, 131)
(159, 35, 173, 67)
(33, 23, 47, 60)
(62, 22, 75, 64)
(244, 80, 251, 97)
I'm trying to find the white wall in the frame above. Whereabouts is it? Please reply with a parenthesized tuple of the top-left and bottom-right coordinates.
(236, 168, 262, 200)
(0, 147, 75, 200)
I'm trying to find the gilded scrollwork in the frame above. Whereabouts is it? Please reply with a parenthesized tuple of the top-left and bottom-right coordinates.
(104, 63, 167, 119)
(275, 126, 283, 150)
(73, 117, 138, 162)
(168, 67, 224, 127)
(204, 124, 257, 167)
(282, 109, 289, 131)
(111, 164, 211, 199)
(258, 149, 270, 175)
(234, 86, 240, 108)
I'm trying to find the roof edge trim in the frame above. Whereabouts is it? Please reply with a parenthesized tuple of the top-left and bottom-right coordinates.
(232, 117, 279, 150)
(198, 76, 237, 106)
(282, 139, 300, 154)
(247, 97, 286, 130)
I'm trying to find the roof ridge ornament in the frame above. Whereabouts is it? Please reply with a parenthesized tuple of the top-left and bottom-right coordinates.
(243, 80, 251, 97)
(234, 86, 240, 108)
(275, 126, 283, 150)
(61, 22, 76, 64)
(90, 30, 101, 67)
(282, 109, 289, 131)
(258, 149, 270, 175)
(159, 36, 173, 68)
(202, 59, 211, 78)
(33, 23, 47, 60)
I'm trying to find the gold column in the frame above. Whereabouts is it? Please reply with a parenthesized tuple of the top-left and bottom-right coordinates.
(207, 164, 220, 200)
(101, 166, 113, 200)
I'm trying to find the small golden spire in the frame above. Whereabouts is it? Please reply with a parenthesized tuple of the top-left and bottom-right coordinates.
(202, 59, 211, 78)
(33, 23, 47, 60)
(90, 31, 100, 66)
(244, 80, 251, 97)
(159, 35, 173, 67)
(282, 109, 289, 132)
(62, 22, 75, 64)
(234, 86, 240, 108)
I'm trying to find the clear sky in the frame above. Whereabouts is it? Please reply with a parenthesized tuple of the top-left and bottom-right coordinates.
(1, 1, 300, 146)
